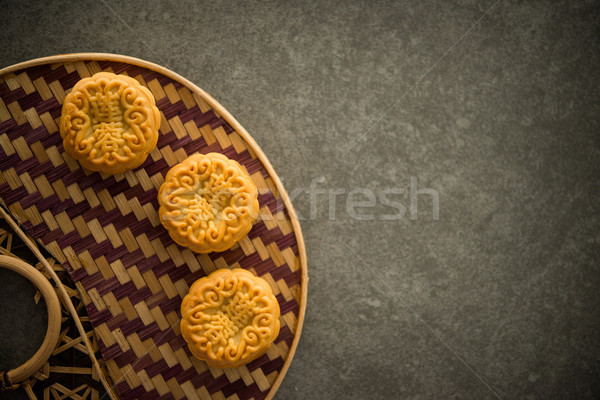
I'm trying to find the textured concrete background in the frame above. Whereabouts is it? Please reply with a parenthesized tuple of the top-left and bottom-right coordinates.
(1, 0, 599, 399)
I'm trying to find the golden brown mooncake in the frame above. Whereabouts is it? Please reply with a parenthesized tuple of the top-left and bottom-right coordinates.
(158, 152, 259, 254)
(180, 268, 281, 368)
(59, 72, 161, 174)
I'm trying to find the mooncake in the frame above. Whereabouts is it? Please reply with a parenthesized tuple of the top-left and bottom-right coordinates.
(158, 152, 259, 253)
(59, 72, 161, 174)
(180, 268, 280, 368)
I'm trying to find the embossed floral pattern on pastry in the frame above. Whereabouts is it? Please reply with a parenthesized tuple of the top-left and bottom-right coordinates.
(59, 72, 161, 174)
(158, 152, 259, 253)
(180, 268, 280, 368)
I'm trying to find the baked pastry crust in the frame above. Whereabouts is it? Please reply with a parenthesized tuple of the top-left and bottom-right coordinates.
(180, 268, 280, 368)
(158, 152, 259, 253)
(59, 72, 160, 174)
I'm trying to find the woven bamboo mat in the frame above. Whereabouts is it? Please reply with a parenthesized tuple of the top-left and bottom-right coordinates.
(0, 54, 307, 400)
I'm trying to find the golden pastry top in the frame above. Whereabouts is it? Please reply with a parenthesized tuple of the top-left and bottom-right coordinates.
(158, 152, 259, 254)
(59, 72, 161, 174)
(180, 268, 280, 368)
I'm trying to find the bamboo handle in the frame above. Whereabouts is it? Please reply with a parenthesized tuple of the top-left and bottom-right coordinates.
(0, 255, 62, 389)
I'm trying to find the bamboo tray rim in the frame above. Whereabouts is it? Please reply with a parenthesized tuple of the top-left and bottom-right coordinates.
(0, 53, 308, 400)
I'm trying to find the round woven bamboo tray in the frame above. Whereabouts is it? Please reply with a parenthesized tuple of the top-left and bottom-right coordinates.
(0, 53, 308, 400)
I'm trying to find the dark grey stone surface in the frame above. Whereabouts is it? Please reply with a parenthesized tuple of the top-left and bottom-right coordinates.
(1, 0, 599, 399)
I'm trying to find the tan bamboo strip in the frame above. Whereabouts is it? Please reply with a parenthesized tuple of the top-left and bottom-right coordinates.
(52, 331, 94, 355)
(22, 380, 37, 400)
(48, 367, 93, 375)
(50, 382, 88, 400)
